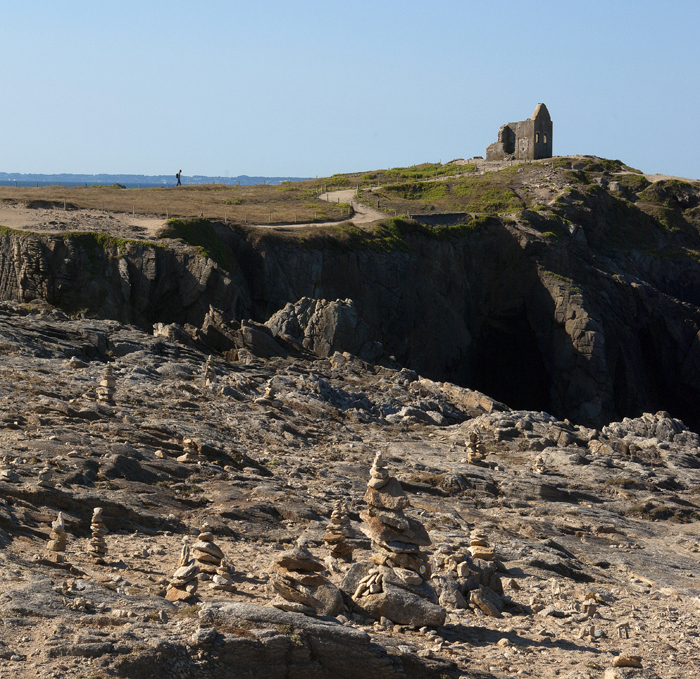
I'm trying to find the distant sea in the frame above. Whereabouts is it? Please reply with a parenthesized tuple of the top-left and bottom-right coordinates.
(0, 172, 309, 189)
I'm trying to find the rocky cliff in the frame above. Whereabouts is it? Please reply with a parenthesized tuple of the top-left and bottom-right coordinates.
(1, 164, 699, 432)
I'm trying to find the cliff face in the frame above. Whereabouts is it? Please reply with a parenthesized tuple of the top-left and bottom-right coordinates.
(1, 171, 699, 432)
(0, 231, 250, 328)
(224, 218, 700, 431)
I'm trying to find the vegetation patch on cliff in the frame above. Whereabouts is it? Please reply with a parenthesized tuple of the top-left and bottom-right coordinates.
(158, 218, 238, 273)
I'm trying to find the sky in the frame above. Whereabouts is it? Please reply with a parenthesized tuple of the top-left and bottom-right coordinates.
(1, 1, 698, 179)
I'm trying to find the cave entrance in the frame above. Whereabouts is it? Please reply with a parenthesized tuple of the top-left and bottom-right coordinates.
(471, 306, 552, 412)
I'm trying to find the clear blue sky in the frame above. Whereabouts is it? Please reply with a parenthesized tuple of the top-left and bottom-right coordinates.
(1, 1, 698, 179)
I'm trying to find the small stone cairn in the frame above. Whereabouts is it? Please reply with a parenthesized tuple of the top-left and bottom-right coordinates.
(204, 355, 217, 388)
(465, 432, 486, 465)
(533, 455, 547, 474)
(192, 525, 226, 574)
(177, 438, 202, 464)
(209, 559, 236, 592)
(468, 528, 495, 561)
(37, 466, 55, 488)
(324, 500, 353, 561)
(348, 453, 445, 627)
(96, 364, 116, 404)
(47, 512, 68, 562)
(88, 507, 108, 564)
(268, 539, 328, 615)
(166, 538, 199, 601)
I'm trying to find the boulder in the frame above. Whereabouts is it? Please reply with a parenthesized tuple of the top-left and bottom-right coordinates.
(353, 582, 446, 627)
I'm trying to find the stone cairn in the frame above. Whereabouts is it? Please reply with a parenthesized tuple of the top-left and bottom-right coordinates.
(209, 559, 236, 592)
(465, 432, 486, 465)
(360, 452, 431, 576)
(350, 453, 445, 627)
(177, 438, 202, 464)
(47, 512, 68, 563)
(324, 500, 353, 561)
(204, 355, 217, 388)
(468, 528, 495, 561)
(533, 455, 547, 474)
(192, 525, 226, 575)
(96, 364, 116, 404)
(268, 539, 328, 615)
(88, 507, 108, 564)
(166, 538, 199, 601)
(37, 466, 55, 488)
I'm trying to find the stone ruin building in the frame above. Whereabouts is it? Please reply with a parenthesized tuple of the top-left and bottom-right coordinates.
(486, 103, 552, 161)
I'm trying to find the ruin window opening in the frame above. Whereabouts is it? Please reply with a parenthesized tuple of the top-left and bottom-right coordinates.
(536, 133, 539, 143)
(544, 134, 547, 144)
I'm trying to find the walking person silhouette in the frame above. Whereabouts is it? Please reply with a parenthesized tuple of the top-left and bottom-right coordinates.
(176, 170, 182, 186)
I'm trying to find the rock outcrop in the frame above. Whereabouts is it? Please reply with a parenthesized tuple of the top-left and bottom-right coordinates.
(265, 297, 382, 361)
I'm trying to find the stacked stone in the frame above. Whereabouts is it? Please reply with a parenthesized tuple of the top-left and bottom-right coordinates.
(468, 528, 495, 561)
(324, 500, 353, 561)
(533, 455, 547, 474)
(88, 507, 108, 564)
(96, 365, 116, 404)
(192, 526, 225, 575)
(204, 355, 217, 388)
(347, 453, 445, 627)
(37, 466, 55, 488)
(177, 439, 201, 464)
(268, 540, 329, 615)
(466, 432, 486, 465)
(0, 466, 19, 483)
(209, 559, 236, 592)
(360, 452, 431, 577)
(47, 512, 68, 562)
(166, 563, 199, 601)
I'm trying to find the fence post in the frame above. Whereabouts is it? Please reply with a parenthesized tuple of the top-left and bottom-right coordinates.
(64, 199, 66, 210)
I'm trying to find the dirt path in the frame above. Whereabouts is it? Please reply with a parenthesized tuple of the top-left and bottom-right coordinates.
(247, 188, 387, 229)
(0, 204, 166, 240)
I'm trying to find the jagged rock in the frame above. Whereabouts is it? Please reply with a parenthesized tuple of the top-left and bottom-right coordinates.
(265, 297, 381, 361)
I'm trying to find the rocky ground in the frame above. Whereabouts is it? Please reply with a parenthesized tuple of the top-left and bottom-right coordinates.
(0, 300, 698, 679)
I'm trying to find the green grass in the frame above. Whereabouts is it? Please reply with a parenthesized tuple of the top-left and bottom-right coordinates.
(63, 231, 162, 251)
(383, 163, 474, 180)
(158, 217, 238, 274)
(372, 172, 526, 216)
(614, 173, 650, 195)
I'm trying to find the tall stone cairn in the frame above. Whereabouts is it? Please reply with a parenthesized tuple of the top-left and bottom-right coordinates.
(348, 452, 446, 627)
(360, 452, 431, 576)
(47, 512, 68, 562)
(324, 500, 353, 561)
(89, 507, 108, 564)
(192, 525, 225, 574)
(96, 364, 116, 404)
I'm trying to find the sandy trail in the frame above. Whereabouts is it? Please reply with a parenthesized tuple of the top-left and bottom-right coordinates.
(248, 189, 386, 229)
(0, 204, 166, 240)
